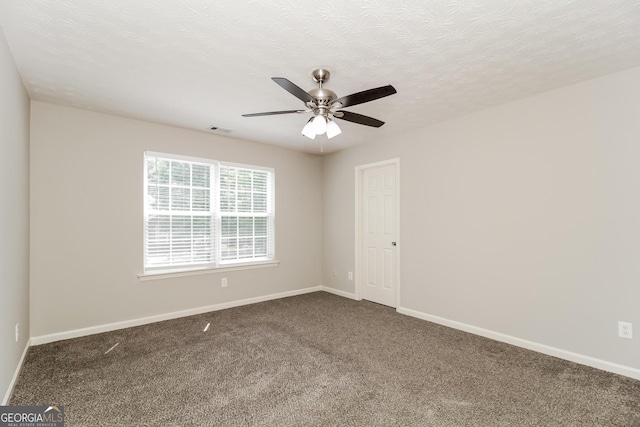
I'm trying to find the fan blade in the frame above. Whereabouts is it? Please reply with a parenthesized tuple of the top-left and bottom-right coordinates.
(272, 77, 316, 104)
(334, 110, 385, 127)
(242, 110, 306, 117)
(332, 85, 396, 108)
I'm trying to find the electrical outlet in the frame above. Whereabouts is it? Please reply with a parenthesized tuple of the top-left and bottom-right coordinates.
(221, 277, 228, 288)
(332, 270, 337, 278)
(348, 272, 353, 281)
(618, 321, 632, 339)
(15, 323, 19, 343)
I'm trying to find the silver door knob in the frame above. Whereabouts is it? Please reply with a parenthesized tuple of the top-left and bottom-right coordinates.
(392, 242, 397, 246)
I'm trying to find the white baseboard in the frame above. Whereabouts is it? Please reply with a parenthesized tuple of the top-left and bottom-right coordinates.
(2, 339, 31, 405)
(31, 286, 323, 346)
(320, 286, 358, 300)
(397, 306, 640, 381)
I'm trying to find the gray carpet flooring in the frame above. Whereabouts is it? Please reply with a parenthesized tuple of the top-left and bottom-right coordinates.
(9, 292, 640, 426)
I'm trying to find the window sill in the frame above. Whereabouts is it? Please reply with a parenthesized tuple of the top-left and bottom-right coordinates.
(138, 260, 280, 281)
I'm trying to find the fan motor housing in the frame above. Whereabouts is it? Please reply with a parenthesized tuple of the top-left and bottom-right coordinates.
(308, 87, 337, 104)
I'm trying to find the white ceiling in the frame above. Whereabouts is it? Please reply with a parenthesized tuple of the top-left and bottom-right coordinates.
(1, 1, 639, 154)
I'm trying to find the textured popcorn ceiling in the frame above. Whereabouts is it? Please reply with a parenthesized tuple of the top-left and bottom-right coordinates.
(1, 1, 639, 154)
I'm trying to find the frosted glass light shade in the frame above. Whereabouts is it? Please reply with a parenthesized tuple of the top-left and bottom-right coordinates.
(326, 120, 341, 139)
(301, 119, 316, 139)
(312, 114, 327, 134)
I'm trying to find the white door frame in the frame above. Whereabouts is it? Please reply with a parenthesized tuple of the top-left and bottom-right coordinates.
(354, 158, 401, 307)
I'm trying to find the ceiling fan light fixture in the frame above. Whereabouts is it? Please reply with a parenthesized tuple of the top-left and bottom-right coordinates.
(243, 69, 397, 146)
(301, 118, 316, 139)
(312, 114, 327, 135)
(326, 119, 341, 139)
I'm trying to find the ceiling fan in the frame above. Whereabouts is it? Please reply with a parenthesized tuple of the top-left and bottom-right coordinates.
(242, 69, 396, 140)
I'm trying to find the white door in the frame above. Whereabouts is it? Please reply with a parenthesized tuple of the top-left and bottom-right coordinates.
(362, 163, 397, 307)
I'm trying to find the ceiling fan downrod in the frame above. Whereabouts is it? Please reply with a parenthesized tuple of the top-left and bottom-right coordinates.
(308, 69, 337, 106)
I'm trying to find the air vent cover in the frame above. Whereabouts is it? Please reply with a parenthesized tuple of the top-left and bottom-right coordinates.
(209, 126, 232, 133)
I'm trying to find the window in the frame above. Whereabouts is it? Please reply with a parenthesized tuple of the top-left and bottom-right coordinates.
(144, 152, 274, 272)
(219, 165, 273, 263)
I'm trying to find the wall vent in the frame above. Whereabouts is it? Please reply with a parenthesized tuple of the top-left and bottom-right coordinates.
(209, 126, 232, 133)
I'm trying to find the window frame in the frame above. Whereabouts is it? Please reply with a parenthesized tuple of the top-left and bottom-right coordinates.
(142, 151, 276, 276)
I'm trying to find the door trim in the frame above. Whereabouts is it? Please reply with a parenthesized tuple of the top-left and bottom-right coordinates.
(354, 158, 400, 307)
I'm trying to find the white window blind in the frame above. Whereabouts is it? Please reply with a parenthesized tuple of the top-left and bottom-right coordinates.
(144, 152, 274, 272)
(219, 165, 275, 263)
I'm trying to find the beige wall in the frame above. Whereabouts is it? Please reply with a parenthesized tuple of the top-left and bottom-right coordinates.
(0, 27, 30, 402)
(14, 52, 640, 379)
(30, 102, 323, 337)
(323, 66, 640, 369)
